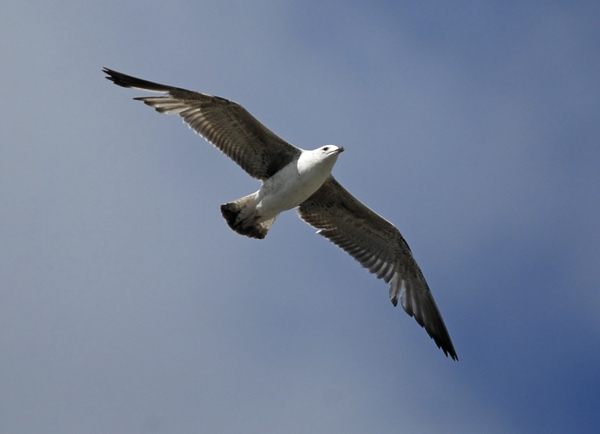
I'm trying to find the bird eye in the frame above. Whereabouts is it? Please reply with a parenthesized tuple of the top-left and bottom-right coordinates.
(323, 146, 329, 151)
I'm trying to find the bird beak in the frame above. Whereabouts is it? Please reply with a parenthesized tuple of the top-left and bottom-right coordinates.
(336, 146, 345, 153)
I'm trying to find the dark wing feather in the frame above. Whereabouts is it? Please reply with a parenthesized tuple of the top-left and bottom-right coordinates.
(299, 177, 457, 360)
(103, 68, 300, 180)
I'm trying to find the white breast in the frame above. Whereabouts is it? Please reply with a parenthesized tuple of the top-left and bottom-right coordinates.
(255, 150, 339, 218)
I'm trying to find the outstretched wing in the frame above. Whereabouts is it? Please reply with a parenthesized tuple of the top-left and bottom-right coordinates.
(299, 177, 457, 360)
(103, 68, 300, 180)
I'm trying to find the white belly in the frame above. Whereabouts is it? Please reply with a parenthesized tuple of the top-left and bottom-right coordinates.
(255, 159, 331, 219)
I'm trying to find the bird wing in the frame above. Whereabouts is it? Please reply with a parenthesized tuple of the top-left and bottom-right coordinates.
(298, 177, 457, 360)
(103, 68, 301, 180)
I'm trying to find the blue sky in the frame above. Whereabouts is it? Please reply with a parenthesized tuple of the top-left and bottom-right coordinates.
(2, 1, 599, 432)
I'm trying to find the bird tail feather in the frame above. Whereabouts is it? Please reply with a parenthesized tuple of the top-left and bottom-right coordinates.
(220, 195, 275, 239)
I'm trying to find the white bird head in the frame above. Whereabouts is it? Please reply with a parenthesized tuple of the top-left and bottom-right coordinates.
(297, 145, 344, 177)
(320, 145, 345, 156)
(314, 145, 344, 164)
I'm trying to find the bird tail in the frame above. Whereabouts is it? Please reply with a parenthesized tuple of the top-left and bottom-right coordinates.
(220, 194, 276, 239)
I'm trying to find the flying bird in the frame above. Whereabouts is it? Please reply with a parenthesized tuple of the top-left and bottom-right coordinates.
(103, 67, 458, 360)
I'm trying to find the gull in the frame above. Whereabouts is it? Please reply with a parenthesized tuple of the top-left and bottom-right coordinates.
(103, 68, 458, 360)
